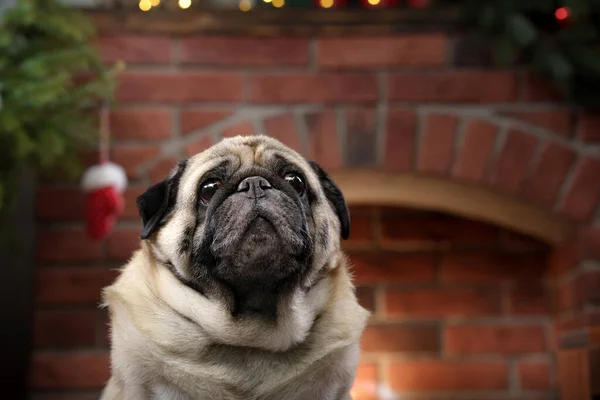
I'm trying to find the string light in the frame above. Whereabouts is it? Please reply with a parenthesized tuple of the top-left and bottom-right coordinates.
(139, 0, 152, 11)
(320, 0, 334, 8)
(178, 0, 191, 8)
(555, 6, 570, 21)
(263, 0, 272, 3)
(239, 0, 251, 11)
(272, 0, 284, 7)
(149, 0, 160, 5)
(367, 0, 380, 5)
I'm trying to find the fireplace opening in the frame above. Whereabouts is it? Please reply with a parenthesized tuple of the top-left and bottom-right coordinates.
(345, 206, 554, 399)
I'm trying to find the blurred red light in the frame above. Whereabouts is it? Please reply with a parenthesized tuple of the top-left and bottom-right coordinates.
(555, 7, 570, 21)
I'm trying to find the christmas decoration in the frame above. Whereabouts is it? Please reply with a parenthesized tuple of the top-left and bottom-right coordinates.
(81, 161, 127, 240)
(443, 0, 600, 108)
(0, 0, 118, 215)
(80, 104, 128, 241)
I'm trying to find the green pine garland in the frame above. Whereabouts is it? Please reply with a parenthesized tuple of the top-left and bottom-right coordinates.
(0, 0, 119, 214)
(445, 0, 600, 108)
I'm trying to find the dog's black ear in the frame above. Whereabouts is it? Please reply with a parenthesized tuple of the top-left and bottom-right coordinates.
(137, 160, 187, 240)
(309, 161, 350, 240)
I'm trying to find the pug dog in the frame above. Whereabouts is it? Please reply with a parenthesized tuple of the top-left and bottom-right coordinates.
(100, 135, 370, 400)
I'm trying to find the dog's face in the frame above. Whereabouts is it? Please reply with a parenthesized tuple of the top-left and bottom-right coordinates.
(136, 136, 349, 319)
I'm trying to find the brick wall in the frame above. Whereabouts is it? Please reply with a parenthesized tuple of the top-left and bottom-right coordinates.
(345, 207, 555, 399)
(30, 32, 600, 399)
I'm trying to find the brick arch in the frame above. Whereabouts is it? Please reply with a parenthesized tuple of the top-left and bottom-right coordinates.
(121, 105, 598, 245)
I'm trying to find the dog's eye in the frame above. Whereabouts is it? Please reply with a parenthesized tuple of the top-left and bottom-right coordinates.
(199, 180, 222, 205)
(284, 173, 305, 196)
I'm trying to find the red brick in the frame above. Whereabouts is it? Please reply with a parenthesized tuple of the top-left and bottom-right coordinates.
(550, 227, 600, 278)
(388, 361, 508, 390)
(184, 136, 214, 158)
(504, 110, 573, 137)
(107, 228, 140, 262)
(518, 360, 552, 389)
(249, 73, 377, 103)
(556, 271, 600, 313)
(149, 157, 178, 183)
(111, 144, 161, 179)
(556, 280, 575, 313)
(578, 112, 600, 142)
(110, 108, 172, 140)
(417, 114, 458, 174)
(501, 230, 550, 251)
(351, 363, 379, 400)
(36, 227, 103, 264)
(344, 206, 375, 244)
(522, 73, 565, 102)
(388, 71, 517, 102)
(316, 34, 446, 68)
(556, 311, 600, 332)
(558, 156, 600, 221)
(440, 252, 547, 283)
(524, 141, 576, 207)
(574, 270, 600, 308)
(451, 119, 498, 182)
(222, 121, 256, 138)
(122, 186, 145, 220)
(95, 35, 172, 64)
(489, 129, 539, 193)
(36, 187, 84, 221)
(385, 287, 502, 318)
(345, 108, 378, 168)
(384, 109, 418, 172)
(549, 239, 577, 277)
(380, 210, 499, 245)
(444, 325, 547, 354)
(349, 253, 436, 284)
(98, 310, 110, 347)
(33, 310, 97, 348)
(576, 227, 600, 261)
(30, 352, 110, 389)
(264, 114, 303, 153)
(180, 37, 308, 66)
(180, 109, 231, 136)
(355, 286, 375, 312)
(117, 72, 243, 103)
(361, 324, 439, 353)
(35, 268, 119, 305)
(509, 284, 552, 315)
(305, 110, 342, 171)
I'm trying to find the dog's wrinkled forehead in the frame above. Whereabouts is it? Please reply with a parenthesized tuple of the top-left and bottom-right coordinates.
(176, 136, 322, 206)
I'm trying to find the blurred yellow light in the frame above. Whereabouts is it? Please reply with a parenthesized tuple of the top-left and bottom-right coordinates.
(263, 0, 272, 2)
(150, 0, 160, 6)
(179, 0, 191, 9)
(139, 0, 152, 11)
(239, 0, 251, 11)
(272, 0, 284, 7)
(367, 0, 380, 4)
(320, 0, 333, 7)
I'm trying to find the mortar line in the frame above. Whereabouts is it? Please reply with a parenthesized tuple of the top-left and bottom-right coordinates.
(376, 71, 389, 167)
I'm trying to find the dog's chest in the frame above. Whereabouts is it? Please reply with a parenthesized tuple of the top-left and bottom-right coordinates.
(146, 341, 360, 400)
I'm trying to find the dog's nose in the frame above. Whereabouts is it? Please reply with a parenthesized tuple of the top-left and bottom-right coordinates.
(237, 176, 272, 199)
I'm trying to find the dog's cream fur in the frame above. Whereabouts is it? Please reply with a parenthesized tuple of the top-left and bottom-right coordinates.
(100, 136, 370, 400)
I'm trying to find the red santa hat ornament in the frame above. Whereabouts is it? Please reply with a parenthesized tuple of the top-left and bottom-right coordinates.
(80, 98, 128, 240)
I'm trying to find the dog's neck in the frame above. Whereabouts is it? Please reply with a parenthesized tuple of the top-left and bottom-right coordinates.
(228, 280, 283, 321)
(150, 252, 335, 352)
